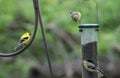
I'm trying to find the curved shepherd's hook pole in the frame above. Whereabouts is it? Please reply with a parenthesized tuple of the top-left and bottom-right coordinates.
(0, 0, 38, 57)
(0, 0, 55, 78)
(37, 0, 55, 78)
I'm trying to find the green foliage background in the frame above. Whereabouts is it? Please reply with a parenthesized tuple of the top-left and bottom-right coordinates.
(0, 0, 120, 78)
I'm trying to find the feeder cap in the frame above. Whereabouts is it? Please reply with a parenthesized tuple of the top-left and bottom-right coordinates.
(79, 24, 99, 28)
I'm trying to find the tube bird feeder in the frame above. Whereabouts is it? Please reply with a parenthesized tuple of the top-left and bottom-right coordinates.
(79, 24, 99, 78)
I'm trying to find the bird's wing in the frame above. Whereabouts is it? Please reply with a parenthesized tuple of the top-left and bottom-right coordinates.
(22, 37, 29, 40)
(87, 63, 96, 69)
(96, 67, 104, 75)
(19, 37, 29, 44)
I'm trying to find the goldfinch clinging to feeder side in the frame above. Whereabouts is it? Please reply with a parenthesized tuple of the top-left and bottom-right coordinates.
(70, 11, 81, 22)
(82, 60, 104, 77)
(14, 32, 31, 51)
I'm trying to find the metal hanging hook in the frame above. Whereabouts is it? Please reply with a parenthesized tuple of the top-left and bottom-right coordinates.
(37, 0, 55, 78)
(0, 0, 38, 57)
(0, 0, 55, 78)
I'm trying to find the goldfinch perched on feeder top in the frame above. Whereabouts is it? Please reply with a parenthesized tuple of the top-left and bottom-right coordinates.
(82, 60, 104, 77)
(14, 32, 31, 51)
(70, 11, 81, 22)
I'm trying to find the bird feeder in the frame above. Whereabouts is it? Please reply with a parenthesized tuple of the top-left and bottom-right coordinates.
(79, 24, 99, 78)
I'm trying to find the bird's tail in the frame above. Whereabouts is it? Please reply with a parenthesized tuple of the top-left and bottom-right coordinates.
(96, 67, 108, 78)
(14, 44, 23, 51)
(96, 67, 104, 77)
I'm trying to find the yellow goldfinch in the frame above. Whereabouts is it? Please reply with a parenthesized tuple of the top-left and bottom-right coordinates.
(81, 60, 104, 77)
(70, 11, 81, 22)
(14, 32, 31, 51)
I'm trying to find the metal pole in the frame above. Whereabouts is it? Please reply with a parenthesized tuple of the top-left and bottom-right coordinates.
(79, 24, 99, 78)
(37, 0, 55, 77)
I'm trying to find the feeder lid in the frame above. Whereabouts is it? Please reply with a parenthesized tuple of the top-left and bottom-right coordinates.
(79, 24, 99, 28)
